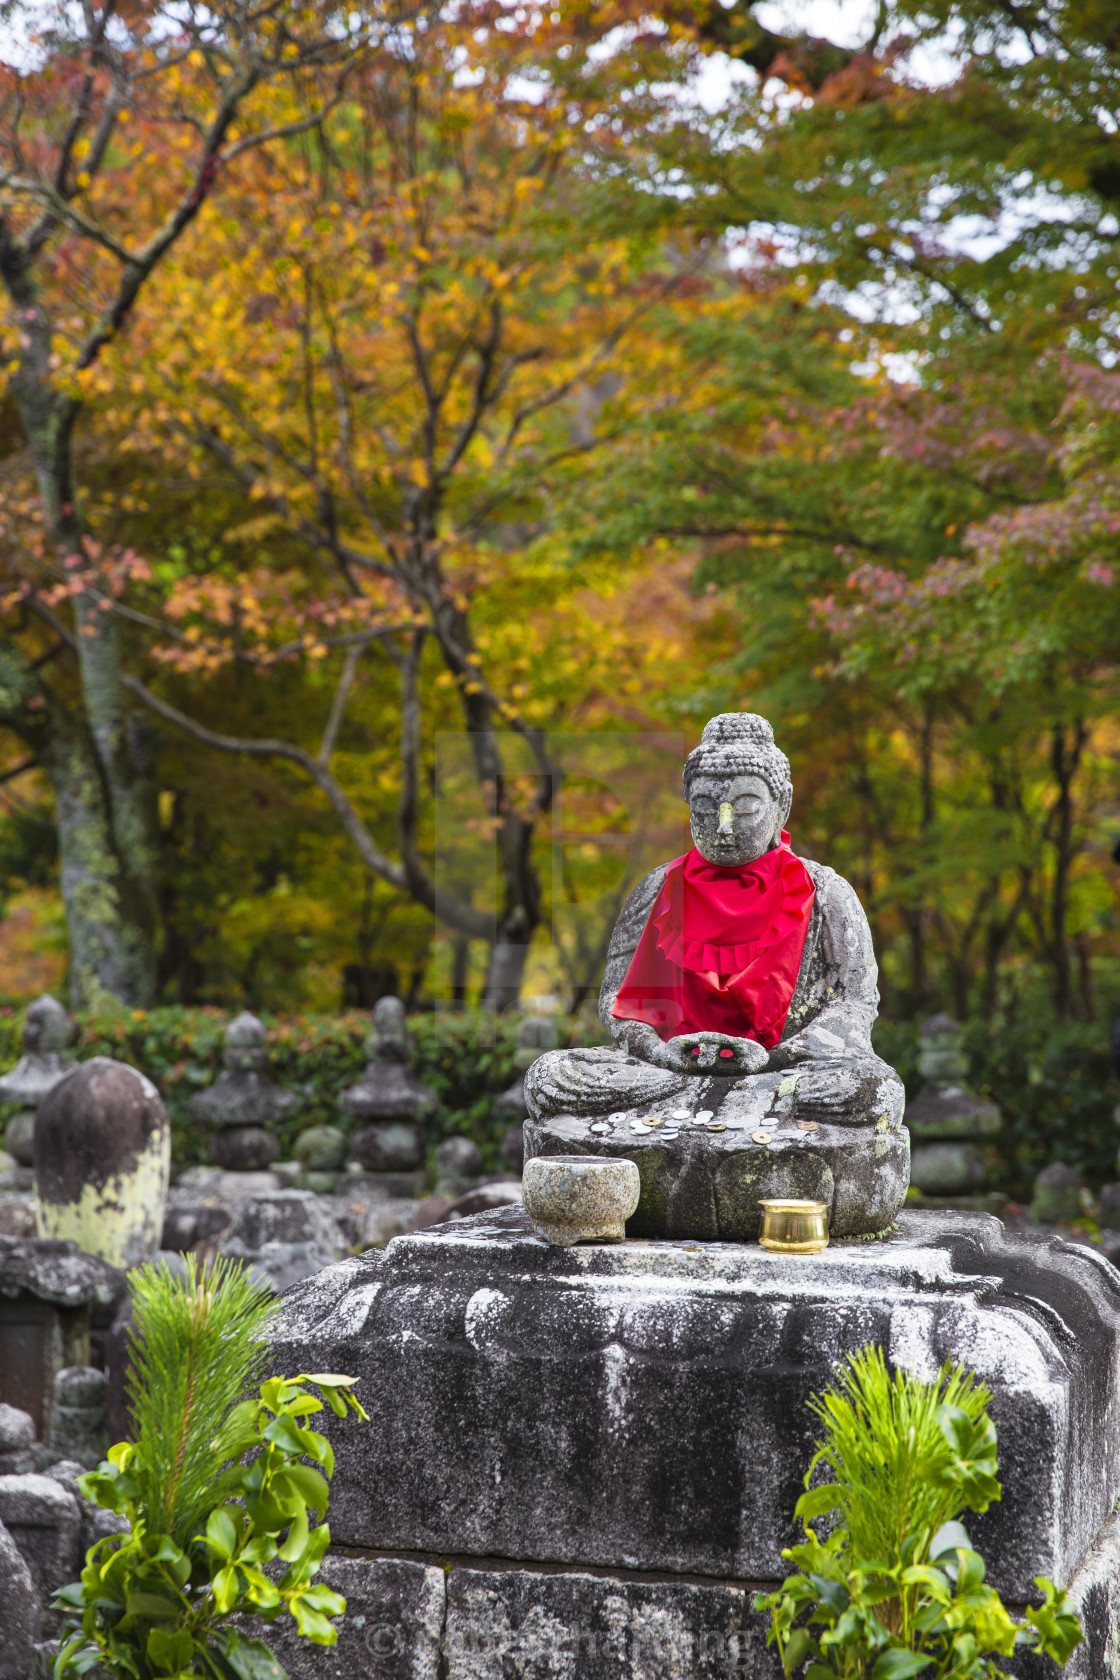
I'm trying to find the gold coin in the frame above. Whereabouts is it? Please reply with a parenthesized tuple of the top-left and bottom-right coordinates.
(798, 1121, 819, 1132)
(751, 1130, 772, 1145)
(706, 1122, 726, 1132)
(639, 1115, 663, 1126)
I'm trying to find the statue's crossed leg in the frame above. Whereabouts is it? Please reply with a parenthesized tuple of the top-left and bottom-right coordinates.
(526, 1046, 904, 1132)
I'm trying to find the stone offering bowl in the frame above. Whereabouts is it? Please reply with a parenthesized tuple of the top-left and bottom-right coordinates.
(758, 1197, 830, 1255)
(522, 1155, 640, 1247)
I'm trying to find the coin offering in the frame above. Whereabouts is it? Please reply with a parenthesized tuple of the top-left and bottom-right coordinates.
(671, 1108, 691, 1120)
(695, 1109, 714, 1122)
(608, 1111, 627, 1122)
(798, 1121, 820, 1132)
(751, 1130, 772, 1144)
(707, 1121, 727, 1132)
(639, 1115, 663, 1126)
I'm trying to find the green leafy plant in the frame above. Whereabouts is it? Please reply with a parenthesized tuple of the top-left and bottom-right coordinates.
(53, 1255, 368, 1680)
(754, 1346, 1083, 1678)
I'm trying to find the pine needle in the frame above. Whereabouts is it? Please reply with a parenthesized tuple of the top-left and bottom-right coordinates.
(807, 1344, 992, 1565)
(125, 1254, 277, 1547)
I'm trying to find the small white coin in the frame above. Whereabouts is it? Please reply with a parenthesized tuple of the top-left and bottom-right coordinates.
(695, 1109, 714, 1122)
(671, 1108, 691, 1120)
(608, 1111, 627, 1122)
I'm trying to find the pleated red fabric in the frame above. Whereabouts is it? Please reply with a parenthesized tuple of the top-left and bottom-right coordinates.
(611, 834, 815, 1049)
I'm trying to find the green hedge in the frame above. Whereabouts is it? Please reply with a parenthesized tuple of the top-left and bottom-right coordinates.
(0, 1002, 1114, 1195)
(874, 1011, 1120, 1202)
(0, 1007, 580, 1174)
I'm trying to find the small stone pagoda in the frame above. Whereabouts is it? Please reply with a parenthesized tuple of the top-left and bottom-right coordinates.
(190, 1012, 297, 1172)
(341, 997, 436, 1184)
(905, 1013, 1000, 1201)
(0, 997, 76, 1187)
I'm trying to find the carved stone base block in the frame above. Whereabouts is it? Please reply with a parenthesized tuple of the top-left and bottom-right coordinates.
(269, 1207, 1120, 1677)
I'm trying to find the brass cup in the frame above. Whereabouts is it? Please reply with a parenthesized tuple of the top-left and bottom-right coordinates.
(758, 1198, 830, 1254)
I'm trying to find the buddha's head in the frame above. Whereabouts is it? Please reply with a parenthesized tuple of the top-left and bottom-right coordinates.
(682, 713, 792, 867)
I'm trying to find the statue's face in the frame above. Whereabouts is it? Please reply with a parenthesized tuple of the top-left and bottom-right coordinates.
(688, 773, 785, 866)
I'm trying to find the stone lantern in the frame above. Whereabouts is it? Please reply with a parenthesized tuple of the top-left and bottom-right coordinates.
(0, 996, 76, 1188)
(493, 1015, 558, 1174)
(906, 1013, 1000, 1201)
(0, 1236, 122, 1437)
(189, 1012, 298, 1172)
(341, 998, 436, 1188)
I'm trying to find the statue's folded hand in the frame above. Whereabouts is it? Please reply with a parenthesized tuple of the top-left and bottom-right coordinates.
(656, 1031, 769, 1076)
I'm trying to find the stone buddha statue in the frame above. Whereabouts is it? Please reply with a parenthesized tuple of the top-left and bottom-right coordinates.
(525, 712, 909, 1238)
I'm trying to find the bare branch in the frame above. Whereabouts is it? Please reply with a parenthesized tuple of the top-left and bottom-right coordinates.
(121, 668, 491, 938)
(318, 639, 366, 765)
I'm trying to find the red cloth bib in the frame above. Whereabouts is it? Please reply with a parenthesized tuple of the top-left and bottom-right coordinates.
(611, 834, 815, 1049)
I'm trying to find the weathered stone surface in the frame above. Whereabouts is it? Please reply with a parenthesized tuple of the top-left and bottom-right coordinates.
(211, 1126, 280, 1172)
(0, 1193, 35, 1237)
(190, 1012, 298, 1131)
(0, 1237, 123, 1310)
(905, 1015, 999, 1199)
(493, 1016, 561, 1126)
(3, 1116, 34, 1170)
(351, 1122, 425, 1173)
(445, 1566, 755, 1680)
(0, 997, 75, 1107)
(340, 998, 436, 1127)
(522, 1155, 639, 1246)
(0, 1405, 34, 1452)
(1032, 1162, 1084, 1227)
(218, 1190, 344, 1292)
(526, 1090, 908, 1241)
(0, 1473, 81, 1611)
(46, 1367, 107, 1469)
(0, 1239, 122, 1438)
(0, 1515, 41, 1680)
(436, 1137, 483, 1185)
(253, 1555, 445, 1680)
(175, 1166, 281, 1197)
(269, 1206, 1120, 1603)
(160, 1201, 232, 1253)
(0, 1405, 35, 1476)
(34, 1059, 171, 1269)
(295, 1126, 347, 1173)
(442, 1182, 523, 1222)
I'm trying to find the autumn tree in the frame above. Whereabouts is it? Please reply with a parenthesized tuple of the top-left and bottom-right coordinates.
(0, 0, 366, 1005)
(69, 0, 701, 1006)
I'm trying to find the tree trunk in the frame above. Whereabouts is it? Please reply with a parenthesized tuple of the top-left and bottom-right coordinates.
(12, 371, 158, 1006)
(43, 716, 156, 1009)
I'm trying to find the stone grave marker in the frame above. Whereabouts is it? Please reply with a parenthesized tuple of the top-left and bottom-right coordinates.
(341, 997, 436, 1191)
(190, 1012, 297, 1172)
(34, 1059, 170, 1270)
(0, 997, 75, 1190)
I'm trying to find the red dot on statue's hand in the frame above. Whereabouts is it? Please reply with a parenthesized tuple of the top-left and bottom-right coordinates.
(719, 1048, 734, 1058)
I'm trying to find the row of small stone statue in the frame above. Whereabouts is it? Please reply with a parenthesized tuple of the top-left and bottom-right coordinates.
(0, 993, 552, 1187)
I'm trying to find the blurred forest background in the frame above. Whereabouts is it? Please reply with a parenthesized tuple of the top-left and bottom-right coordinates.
(0, 0, 1119, 1187)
